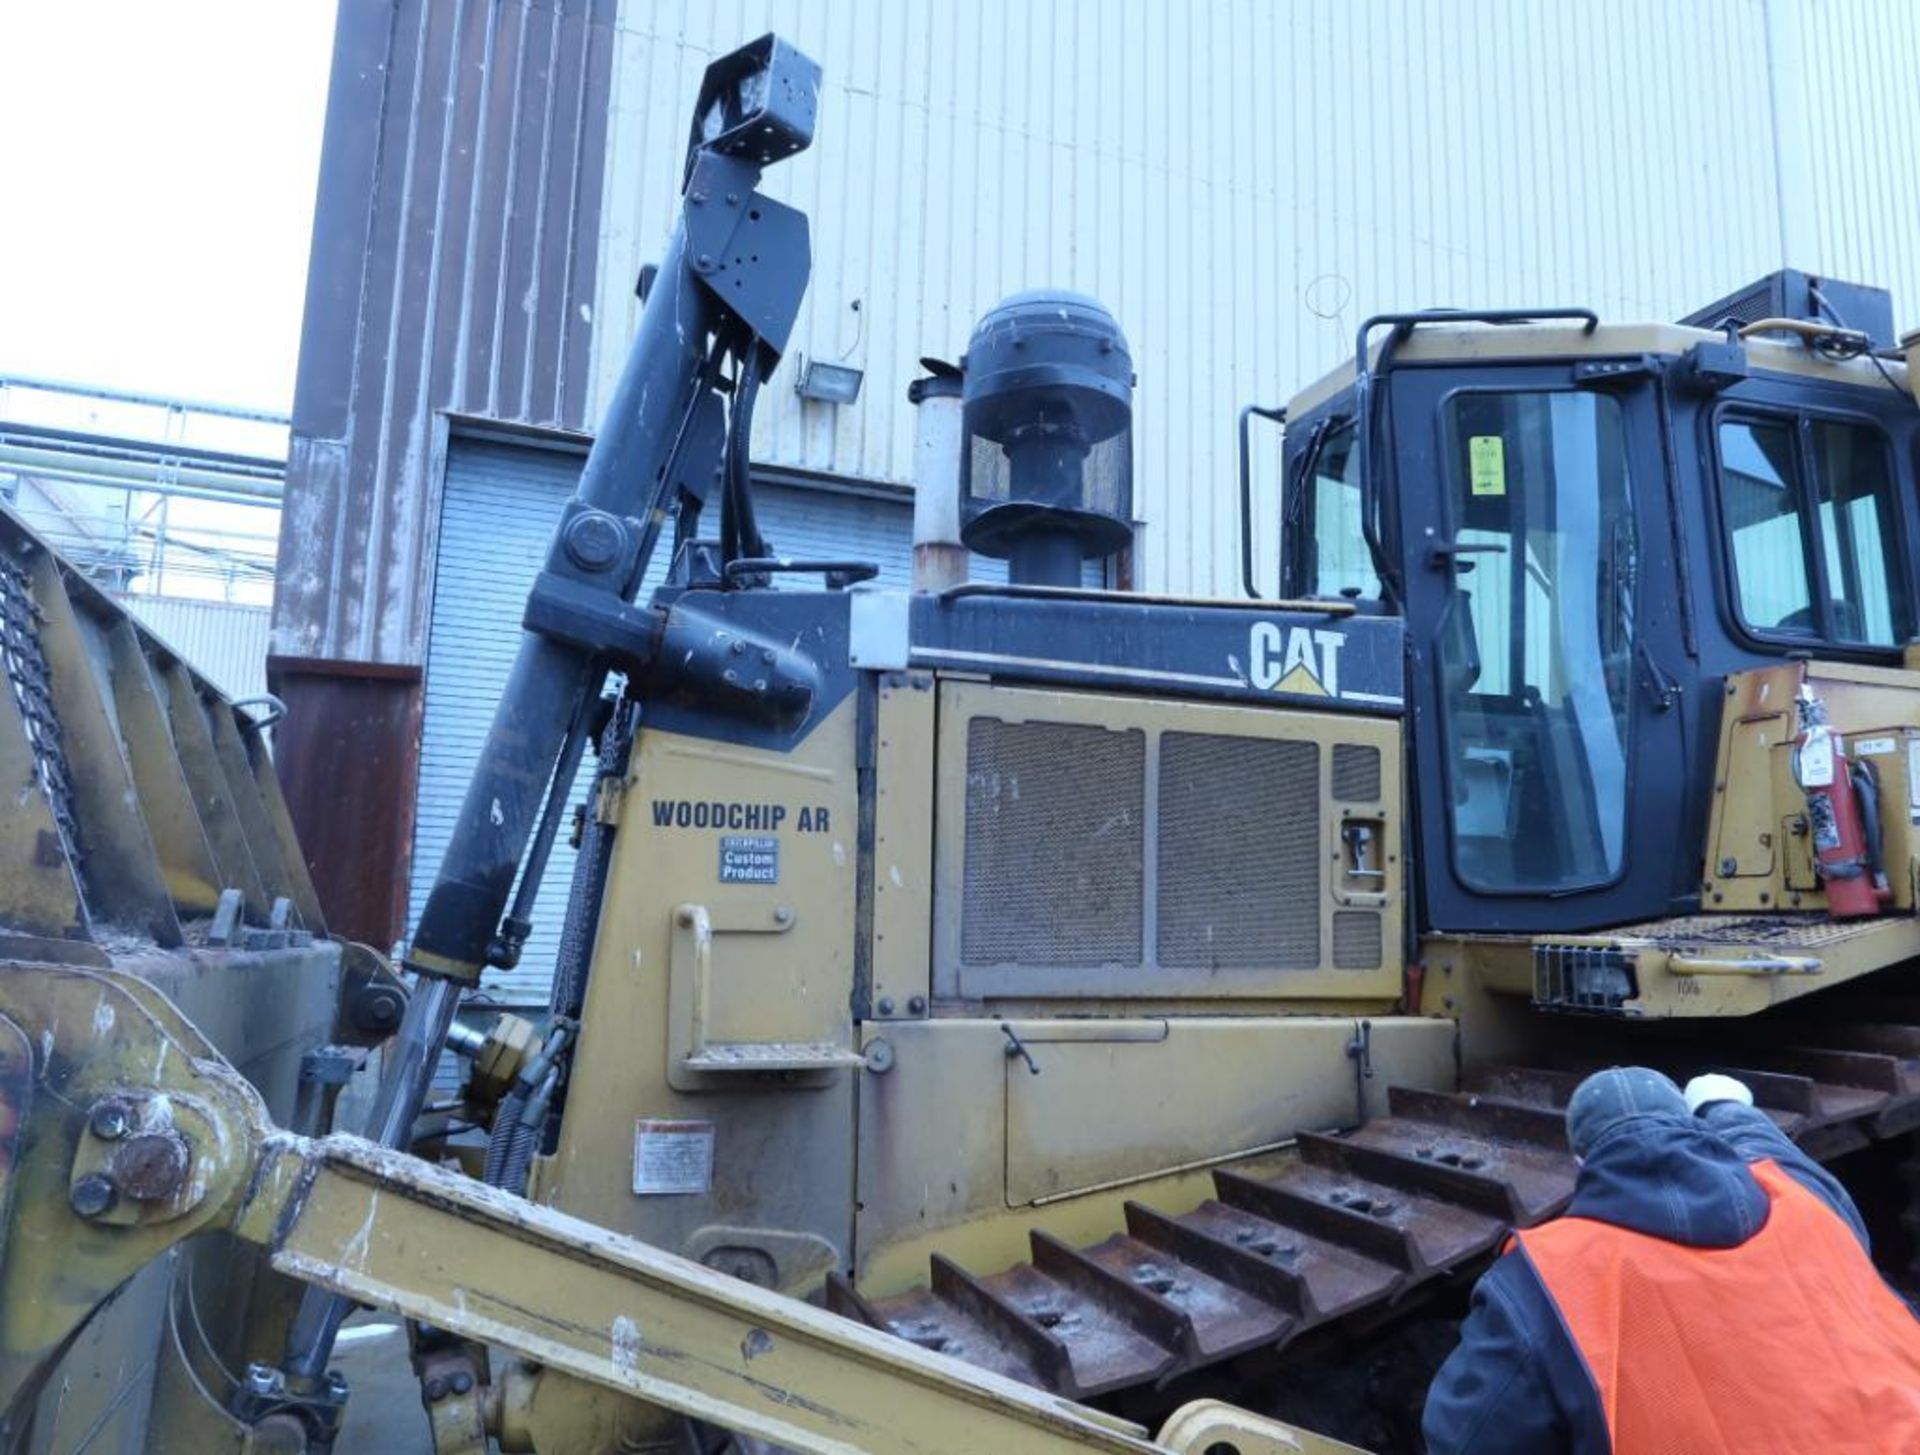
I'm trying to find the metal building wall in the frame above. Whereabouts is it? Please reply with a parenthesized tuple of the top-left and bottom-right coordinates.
(1769, 0, 1920, 308)
(278, 0, 617, 667)
(117, 596, 273, 703)
(274, 0, 618, 946)
(592, 0, 1920, 597)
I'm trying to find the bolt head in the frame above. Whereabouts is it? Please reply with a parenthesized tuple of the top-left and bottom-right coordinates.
(907, 995, 927, 1015)
(245, 1362, 284, 1397)
(563, 510, 626, 572)
(450, 1372, 474, 1395)
(70, 1174, 116, 1219)
(876, 997, 895, 1016)
(88, 1100, 131, 1141)
(358, 987, 404, 1032)
(110, 1132, 190, 1202)
(424, 1377, 449, 1402)
(245, 1366, 282, 1405)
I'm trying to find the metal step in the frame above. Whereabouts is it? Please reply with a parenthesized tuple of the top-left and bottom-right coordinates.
(833, 1015, 1920, 1402)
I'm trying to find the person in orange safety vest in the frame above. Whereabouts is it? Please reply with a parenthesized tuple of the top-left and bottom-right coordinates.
(1421, 1065, 1920, 1453)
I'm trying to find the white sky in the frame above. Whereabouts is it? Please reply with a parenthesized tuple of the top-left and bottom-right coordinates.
(0, 1, 338, 414)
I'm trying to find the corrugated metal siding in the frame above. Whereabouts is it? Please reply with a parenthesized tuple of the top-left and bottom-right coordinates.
(1769, 0, 1920, 312)
(591, 0, 1920, 596)
(117, 596, 272, 702)
(414, 436, 983, 1003)
(277, 0, 618, 666)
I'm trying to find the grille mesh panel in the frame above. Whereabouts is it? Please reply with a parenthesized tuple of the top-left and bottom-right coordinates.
(1332, 911, 1383, 969)
(961, 719, 1144, 966)
(1331, 743, 1382, 802)
(1158, 734, 1320, 969)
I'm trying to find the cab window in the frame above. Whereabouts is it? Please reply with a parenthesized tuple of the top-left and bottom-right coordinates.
(1291, 422, 1380, 599)
(1436, 390, 1637, 893)
(1716, 414, 1907, 646)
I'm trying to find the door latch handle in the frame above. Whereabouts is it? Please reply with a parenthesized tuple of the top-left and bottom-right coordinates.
(1000, 1022, 1040, 1076)
(1342, 822, 1386, 879)
(1426, 539, 1508, 569)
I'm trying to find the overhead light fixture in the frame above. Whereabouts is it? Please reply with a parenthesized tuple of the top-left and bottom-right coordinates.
(795, 357, 864, 405)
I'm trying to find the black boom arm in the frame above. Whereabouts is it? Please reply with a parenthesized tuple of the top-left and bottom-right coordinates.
(279, 34, 821, 1392)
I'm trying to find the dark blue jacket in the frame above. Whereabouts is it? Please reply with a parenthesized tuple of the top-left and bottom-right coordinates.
(1421, 1103, 1870, 1455)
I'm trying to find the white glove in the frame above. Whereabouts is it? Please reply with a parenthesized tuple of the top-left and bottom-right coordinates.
(1684, 1073, 1755, 1114)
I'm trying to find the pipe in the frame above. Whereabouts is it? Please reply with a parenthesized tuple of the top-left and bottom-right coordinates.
(0, 372, 289, 425)
(908, 367, 968, 592)
(0, 442, 285, 500)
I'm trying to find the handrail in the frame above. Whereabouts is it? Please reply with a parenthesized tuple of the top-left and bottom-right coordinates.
(1237, 402, 1286, 599)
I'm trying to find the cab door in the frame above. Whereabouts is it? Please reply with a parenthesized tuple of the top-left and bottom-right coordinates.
(1389, 364, 1691, 933)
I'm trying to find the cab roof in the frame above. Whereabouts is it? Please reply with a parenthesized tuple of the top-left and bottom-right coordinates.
(1285, 319, 1912, 420)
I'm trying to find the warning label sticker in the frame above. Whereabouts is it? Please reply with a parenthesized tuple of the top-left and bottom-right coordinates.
(633, 1119, 715, 1196)
(1468, 435, 1507, 497)
(719, 834, 779, 884)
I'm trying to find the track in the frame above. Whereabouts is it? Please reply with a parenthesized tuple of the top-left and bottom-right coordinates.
(827, 1002, 1920, 1402)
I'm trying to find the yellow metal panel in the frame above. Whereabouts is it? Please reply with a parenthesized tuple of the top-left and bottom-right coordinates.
(870, 675, 935, 1019)
(1001, 1019, 1366, 1206)
(538, 701, 862, 1288)
(1711, 713, 1785, 880)
(158, 660, 269, 919)
(853, 1015, 1454, 1292)
(1704, 662, 1920, 913)
(0, 655, 87, 940)
(103, 621, 224, 916)
(237, 718, 329, 933)
(931, 680, 1402, 1003)
(204, 704, 299, 909)
(26, 553, 182, 946)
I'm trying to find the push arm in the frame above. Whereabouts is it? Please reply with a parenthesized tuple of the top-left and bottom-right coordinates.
(0, 961, 1357, 1455)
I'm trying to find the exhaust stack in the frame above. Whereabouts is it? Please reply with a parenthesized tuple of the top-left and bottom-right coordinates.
(908, 361, 968, 592)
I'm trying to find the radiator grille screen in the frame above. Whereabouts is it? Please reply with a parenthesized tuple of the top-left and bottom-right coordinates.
(1158, 734, 1320, 969)
(1332, 911, 1383, 969)
(1331, 743, 1382, 802)
(961, 719, 1144, 966)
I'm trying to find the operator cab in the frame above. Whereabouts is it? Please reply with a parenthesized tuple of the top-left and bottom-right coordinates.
(1276, 279, 1920, 937)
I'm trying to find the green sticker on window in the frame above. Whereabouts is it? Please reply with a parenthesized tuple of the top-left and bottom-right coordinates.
(1469, 435, 1507, 496)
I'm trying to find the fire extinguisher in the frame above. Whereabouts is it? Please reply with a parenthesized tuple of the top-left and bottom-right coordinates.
(1791, 683, 1891, 918)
